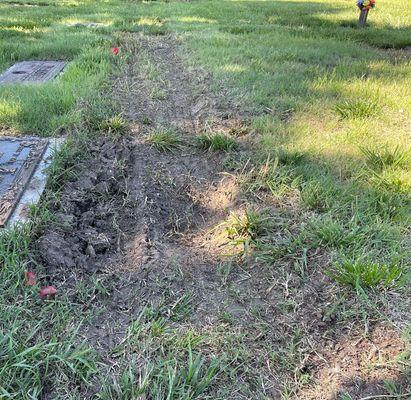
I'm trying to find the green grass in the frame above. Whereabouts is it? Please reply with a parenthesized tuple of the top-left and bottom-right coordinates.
(0, 224, 97, 399)
(98, 308, 221, 400)
(0, 0, 410, 398)
(361, 145, 410, 170)
(100, 114, 129, 140)
(225, 210, 267, 242)
(331, 260, 405, 289)
(0, 324, 96, 398)
(195, 132, 237, 152)
(222, 209, 273, 256)
(334, 98, 381, 119)
(148, 129, 181, 151)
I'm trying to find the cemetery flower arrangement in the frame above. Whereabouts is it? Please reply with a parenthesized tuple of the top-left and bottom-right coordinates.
(357, 0, 376, 10)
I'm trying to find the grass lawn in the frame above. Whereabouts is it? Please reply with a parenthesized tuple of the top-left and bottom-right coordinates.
(0, 0, 410, 399)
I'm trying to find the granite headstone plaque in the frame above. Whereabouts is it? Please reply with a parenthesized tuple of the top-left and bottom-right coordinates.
(0, 136, 48, 227)
(0, 61, 65, 83)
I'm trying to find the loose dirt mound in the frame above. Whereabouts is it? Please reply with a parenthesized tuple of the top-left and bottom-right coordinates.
(37, 138, 135, 277)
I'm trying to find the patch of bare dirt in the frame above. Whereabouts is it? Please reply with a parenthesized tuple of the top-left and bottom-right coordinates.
(302, 324, 408, 399)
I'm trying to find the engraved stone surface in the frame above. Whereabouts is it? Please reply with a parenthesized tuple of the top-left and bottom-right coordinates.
(0, 61, 66, 83)
(0, 136, 48, 227)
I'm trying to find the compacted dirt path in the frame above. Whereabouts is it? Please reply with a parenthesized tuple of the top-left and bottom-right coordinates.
(35, 34, 408, 399)
(112, 35, 247, 318)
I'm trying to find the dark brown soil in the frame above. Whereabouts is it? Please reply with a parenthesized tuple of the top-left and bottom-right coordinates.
(37, 138, 135, 278)
(34, 34, 409, 399)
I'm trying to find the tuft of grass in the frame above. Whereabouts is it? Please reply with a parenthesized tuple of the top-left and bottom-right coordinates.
(195, 132, 237, 152)
(148, 129, 181, 151)
(224, 210, 270, 254)
(361, 145, 410, 170)
(300, 179, 336, 212)
(309, 217, 346, 248)
(335, 98, 380, 119)
(100, 114, 129, 139)
(228, 123, 249, 137)
(276, 148, 306, 166)
(331, 260, 405, 289)
(243, 156, 298, 198)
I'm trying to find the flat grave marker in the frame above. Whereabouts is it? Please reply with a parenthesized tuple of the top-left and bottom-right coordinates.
(0, 136, 48, 227)
(0, 61, 66, 84)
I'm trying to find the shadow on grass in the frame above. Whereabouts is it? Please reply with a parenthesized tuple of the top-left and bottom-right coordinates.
(233, 0, 411, 48)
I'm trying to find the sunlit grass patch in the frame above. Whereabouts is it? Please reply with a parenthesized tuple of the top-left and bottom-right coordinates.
(137, 17, 163, 27)
(226, 210, 267, 242)
(0, 45, 111, 136)
(148, 128, 181, 151)
(0, 99, 20, 127)
(177, 16, 216, 24)
(242, 156, 299, 198)
(0, 85, 78, 135)
(221, 209, 276, 257)
(367, 168, 411, 195)
(335, 98, 381, 119)
(113, 18, 167, 35)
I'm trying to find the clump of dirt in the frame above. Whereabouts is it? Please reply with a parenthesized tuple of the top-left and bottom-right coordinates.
(36, 137, 136, 280)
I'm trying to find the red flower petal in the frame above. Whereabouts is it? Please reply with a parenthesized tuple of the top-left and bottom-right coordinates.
(111, 47, 119, 55)
(25, 271, 37, 286)
(39, 285, 57, 298)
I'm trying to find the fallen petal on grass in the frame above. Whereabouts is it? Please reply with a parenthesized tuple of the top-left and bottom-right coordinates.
(25, 271, 37, 286)
(39, 286, 57, 298)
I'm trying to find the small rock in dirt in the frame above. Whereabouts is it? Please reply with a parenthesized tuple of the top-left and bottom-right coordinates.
(86, 244, 96, 258)
(71, 195, 93, 214)
(83, 229, 110, 253)
(54, 213, 76, 229)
